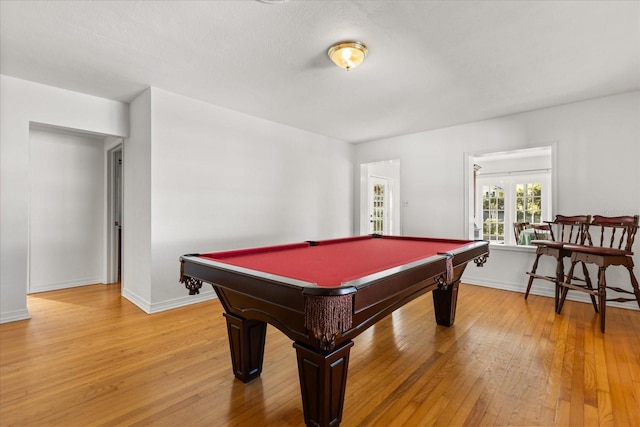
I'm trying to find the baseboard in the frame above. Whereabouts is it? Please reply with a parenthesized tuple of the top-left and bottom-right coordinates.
(464, 276, 639, 311)
(29, 277, 102, 294)
(121, 288, 152, 314)
(0, 308, 31, 324)
(121, 288, 218, 314)
(148, 290, 217, 314)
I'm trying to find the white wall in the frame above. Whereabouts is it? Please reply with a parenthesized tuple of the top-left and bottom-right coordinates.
(354, 91, 640, 309)
(3, 74, 637, 322)
(0, 75, 128, 323)
(29, 128, 105, 292)
(123, 87, 354, 313)
(120, 89, 153, 308)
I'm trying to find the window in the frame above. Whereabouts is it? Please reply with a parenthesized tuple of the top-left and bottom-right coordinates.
(469, 146, 553, 245)
(516, 183, 542, 223)
(482, 184, 505, 243)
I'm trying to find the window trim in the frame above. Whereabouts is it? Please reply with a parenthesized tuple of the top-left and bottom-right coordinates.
(463, 143, 558, 246)
(478, 172, 552, 245)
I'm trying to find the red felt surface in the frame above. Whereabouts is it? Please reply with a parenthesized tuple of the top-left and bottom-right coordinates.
(199, 236, 471, 287)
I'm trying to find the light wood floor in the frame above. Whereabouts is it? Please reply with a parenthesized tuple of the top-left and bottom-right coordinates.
(1, 283, 639, 426)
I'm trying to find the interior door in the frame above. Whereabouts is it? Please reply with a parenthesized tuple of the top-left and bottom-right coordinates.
(114, 149, 122, 282)
(107, 146, 123, 284)
(368, 176, 389, 234)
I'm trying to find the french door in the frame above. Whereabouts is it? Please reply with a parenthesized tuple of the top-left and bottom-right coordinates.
(368, 176, 389, 234)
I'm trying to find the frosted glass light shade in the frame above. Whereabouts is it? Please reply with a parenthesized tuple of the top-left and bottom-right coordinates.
(328, 41, 368, 71)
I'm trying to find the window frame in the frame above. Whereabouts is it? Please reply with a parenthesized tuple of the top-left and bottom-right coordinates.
(464, 144, 557, 246)
(477, 171, 552, 245)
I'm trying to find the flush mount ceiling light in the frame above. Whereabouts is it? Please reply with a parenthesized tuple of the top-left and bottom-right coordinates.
(327, 41, 368, 71)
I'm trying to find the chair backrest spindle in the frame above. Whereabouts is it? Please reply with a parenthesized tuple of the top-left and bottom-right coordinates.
(585, 215, 639, 253)
(545, 215, 591, 244)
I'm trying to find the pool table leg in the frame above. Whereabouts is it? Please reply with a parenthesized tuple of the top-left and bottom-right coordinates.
(294, 340, 354, 427)
(432, 280, 460, 327)
(223, 313, 267, 383)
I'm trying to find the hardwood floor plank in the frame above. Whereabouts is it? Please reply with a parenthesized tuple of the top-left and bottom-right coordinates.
(569, 310, 586, 426)
(593, 327, 615, 427)
(1, 283, 639, 426)
(475, 291, 534, 426)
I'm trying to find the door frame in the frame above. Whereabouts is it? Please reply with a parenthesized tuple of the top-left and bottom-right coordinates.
(105, 140, 123, 284)
(359, 160, 401, 236)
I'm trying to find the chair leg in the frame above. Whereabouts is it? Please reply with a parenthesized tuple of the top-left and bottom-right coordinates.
(598, 267, 607, 333)
(554, 257, 565, 312)
(623, 262, 640, 310)
(557, 260, 577, 314)
(581, 261, 594, 290)
(583, 261, 598, 313)
(525, 252, 542, 300)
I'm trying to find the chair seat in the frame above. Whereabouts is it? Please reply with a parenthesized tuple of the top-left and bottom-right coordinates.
(530, 240, 565, 249)
(563, 244, 633, 257)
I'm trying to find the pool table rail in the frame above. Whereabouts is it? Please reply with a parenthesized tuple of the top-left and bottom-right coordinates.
(178, 236, 489, 427)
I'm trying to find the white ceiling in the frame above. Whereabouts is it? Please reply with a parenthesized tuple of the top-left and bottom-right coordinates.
(1, 1, 638, 143)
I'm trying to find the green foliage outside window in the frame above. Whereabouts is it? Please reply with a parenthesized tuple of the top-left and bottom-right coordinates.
(482, 183, 542, 243)
(482, 185, 505, 242)
(516, 183, 542, 223)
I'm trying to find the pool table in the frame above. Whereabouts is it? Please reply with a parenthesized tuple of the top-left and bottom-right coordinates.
(179, 235, 489, 426)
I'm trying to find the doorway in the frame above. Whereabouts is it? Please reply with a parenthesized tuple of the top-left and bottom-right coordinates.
(360, 160, 401, 235)
(28, 125, 110, 293)
(106, 143, 123, 284)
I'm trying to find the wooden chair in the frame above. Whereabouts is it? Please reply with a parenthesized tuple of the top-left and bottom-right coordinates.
(531, 223, 551, 239)
(558, 215, 639, 332)
(525, 215, 592, 310)
(513, 222, 530, 243)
